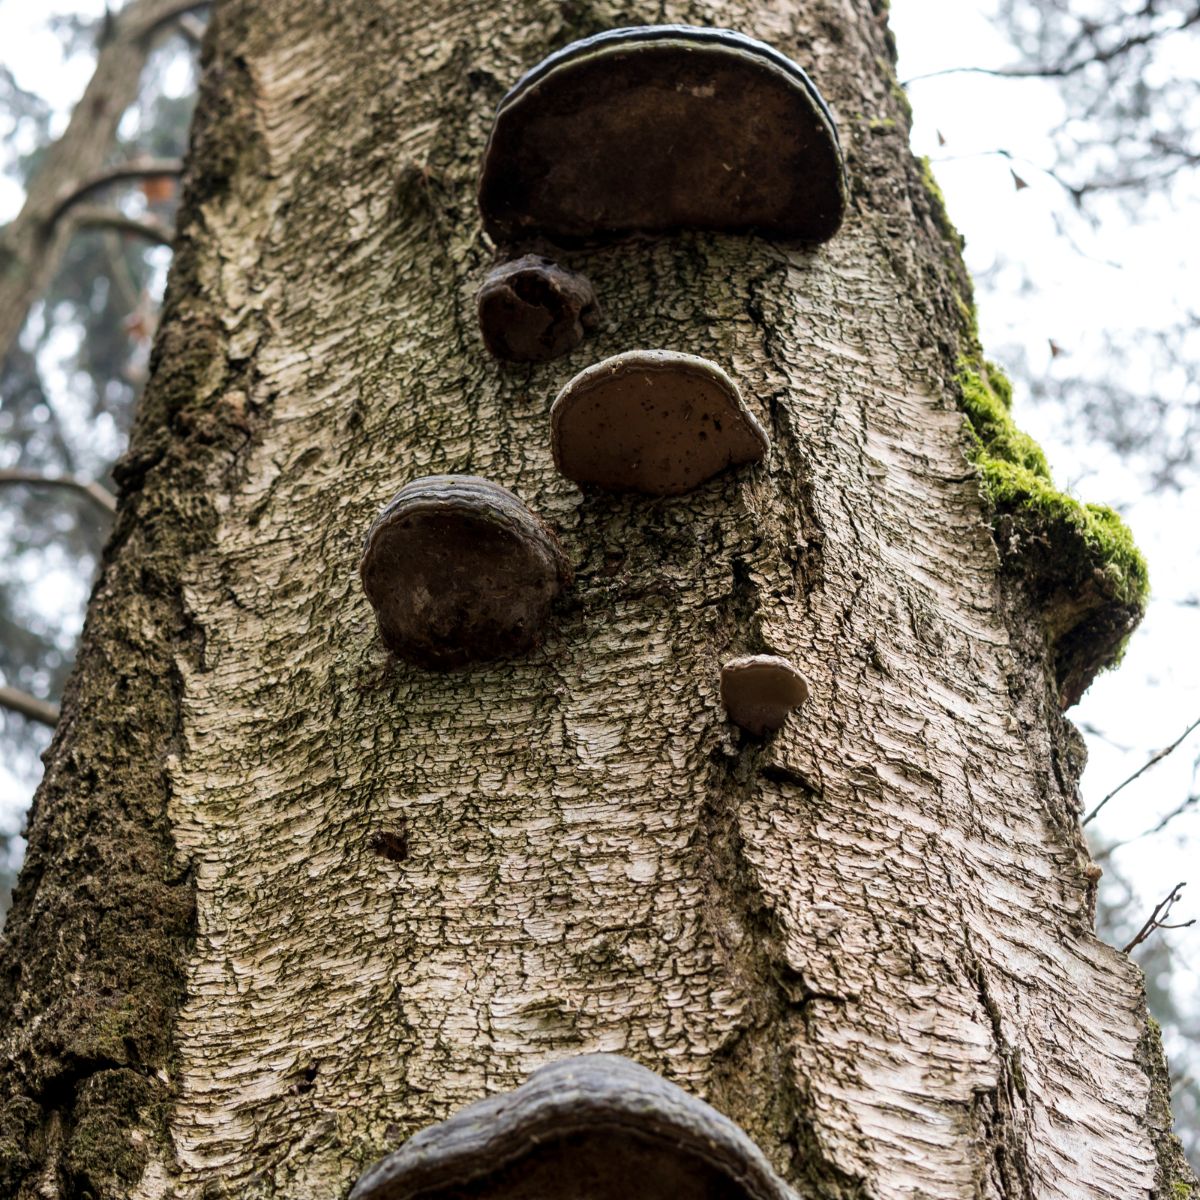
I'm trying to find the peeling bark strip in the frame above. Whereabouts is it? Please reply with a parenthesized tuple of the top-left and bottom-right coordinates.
(0, 2, 1192, 1199)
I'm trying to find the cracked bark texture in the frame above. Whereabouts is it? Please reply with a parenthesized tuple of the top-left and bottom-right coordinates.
(0, 1, 1193, 1198)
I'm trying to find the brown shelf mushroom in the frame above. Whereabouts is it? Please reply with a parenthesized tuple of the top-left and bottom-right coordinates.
(477, 255, 600, 363)
(478, 25, 846, 245)
(359, 475, 570, 669)
(551, 350, 769, 495)
(720, 655, 810, 736)
(349, 1054, 798, 1200)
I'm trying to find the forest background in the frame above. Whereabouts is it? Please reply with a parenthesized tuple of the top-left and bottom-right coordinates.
(1, 0, 1196, 1166)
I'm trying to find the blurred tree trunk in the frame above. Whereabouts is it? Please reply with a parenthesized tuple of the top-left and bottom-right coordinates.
(0, 0, 195, 363)
(0, 1, 1192, 1198)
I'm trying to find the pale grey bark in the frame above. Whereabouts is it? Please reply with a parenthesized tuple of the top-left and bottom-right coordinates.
(0, 1, 1192, 1198)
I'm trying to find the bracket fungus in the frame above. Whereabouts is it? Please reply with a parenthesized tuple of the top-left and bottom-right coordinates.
(721, 654, 810, 736)
(551, 350, 769, 495)
(350, 1053, 797, 1200)
(478, 25, 846, 245)
(478, 255, 600, 363)
(359, 475, 570, 669)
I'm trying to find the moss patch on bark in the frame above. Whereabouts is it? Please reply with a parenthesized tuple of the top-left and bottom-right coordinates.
(955, 359, 1147, 705)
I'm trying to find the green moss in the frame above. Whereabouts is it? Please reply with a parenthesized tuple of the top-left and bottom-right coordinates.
(64, 1071, 156, 1195)
(955, 361, 1149, 700)
(978, 458, 1148, 611)
(920, 156, 964, 250)
(1173, 1183, 1194, 1199)
(960, 364, 1049, 479)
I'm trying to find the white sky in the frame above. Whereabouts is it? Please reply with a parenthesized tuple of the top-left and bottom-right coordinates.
(2, 0, 1197, 1010)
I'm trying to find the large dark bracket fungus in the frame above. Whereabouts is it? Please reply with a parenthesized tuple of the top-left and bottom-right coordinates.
(477, 255, 600, 363)
(721, 654, 811, 736)
(359, 475, 570, 669)
(479, 25, 846, 245)
(551, 350, 769, 495)
(350, 1054, 798, 1200)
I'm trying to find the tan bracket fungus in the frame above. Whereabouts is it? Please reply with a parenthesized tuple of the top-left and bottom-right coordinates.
(478, 25, 846, 246)
(721, 654, 811, 736)
(359, 475, 570, 669)
(349, 1054, 798, 1200)
(551, 350, 769, 495)
(477, 255, 600, 363)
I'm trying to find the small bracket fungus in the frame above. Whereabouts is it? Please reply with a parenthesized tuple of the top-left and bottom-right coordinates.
(349, 1054, 798, 1200)
(359, 475, 570, 669)
(478, 25, 846, 245)
(551, 350, 769, 495)
(477, 255, 600, 363)
(721, 654, 810, 736)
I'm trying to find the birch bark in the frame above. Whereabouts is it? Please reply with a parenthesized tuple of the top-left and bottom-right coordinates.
(0, 1, 1192, 1198)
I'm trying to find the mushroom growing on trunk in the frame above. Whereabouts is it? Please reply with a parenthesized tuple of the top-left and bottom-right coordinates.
(551, 349, 769, 496)
(359, 475, 570, 669)
(478, 25, 846, 246)
(350, 1054, 797, 1200)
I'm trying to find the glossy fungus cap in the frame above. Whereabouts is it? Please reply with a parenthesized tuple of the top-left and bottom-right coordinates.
(350, 1054, 798, 1200)
(359, 475, 570, 669)
(479, 25, 846, 245)
(551, 350, 769, 495)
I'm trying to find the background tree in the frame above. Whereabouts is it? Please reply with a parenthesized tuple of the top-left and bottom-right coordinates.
(0, 2, 203, 913)
(0, 0, 1196, 1196)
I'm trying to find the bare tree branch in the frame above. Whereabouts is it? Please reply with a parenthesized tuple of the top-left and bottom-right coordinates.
(130, 0, 210, 42)
(70, 204, 174, 247)
(175, 13, 208, 46)
(46, 158, 184, 232)
(1123, 882, 1196, 953)
(0, 686, 59, 729)
(0, 0, 204, 363)
(1083, 715, 1200, 826)
(903, 5, 1200, 86)
(0, 468, 118, 514)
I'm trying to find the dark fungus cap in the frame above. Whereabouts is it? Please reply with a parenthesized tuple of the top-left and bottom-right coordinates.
(349, 1054, 799, 1200)
(551, 350, 769, 496)
(720, 654, 811, 736)
(359, 475, 570, 669)
(477, 255, 600, 363)
(479, 25, 846, 245)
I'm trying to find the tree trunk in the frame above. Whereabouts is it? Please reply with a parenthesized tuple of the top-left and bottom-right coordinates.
(0, 1, 1192, 1198)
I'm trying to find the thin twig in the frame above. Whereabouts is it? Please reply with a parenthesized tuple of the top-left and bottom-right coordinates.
(903, 6, 1200, 86)
(0, 686, 59, 729)
(1096, 792, 1200, 861)
(1123, 883, 1195, 953)
(0, 468, 118, 514)
(1083, 715, 1200, 826)
(45, 157, 184, 232)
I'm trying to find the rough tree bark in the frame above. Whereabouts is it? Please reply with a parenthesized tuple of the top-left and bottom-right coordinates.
(0, 1, 1193, 1198)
